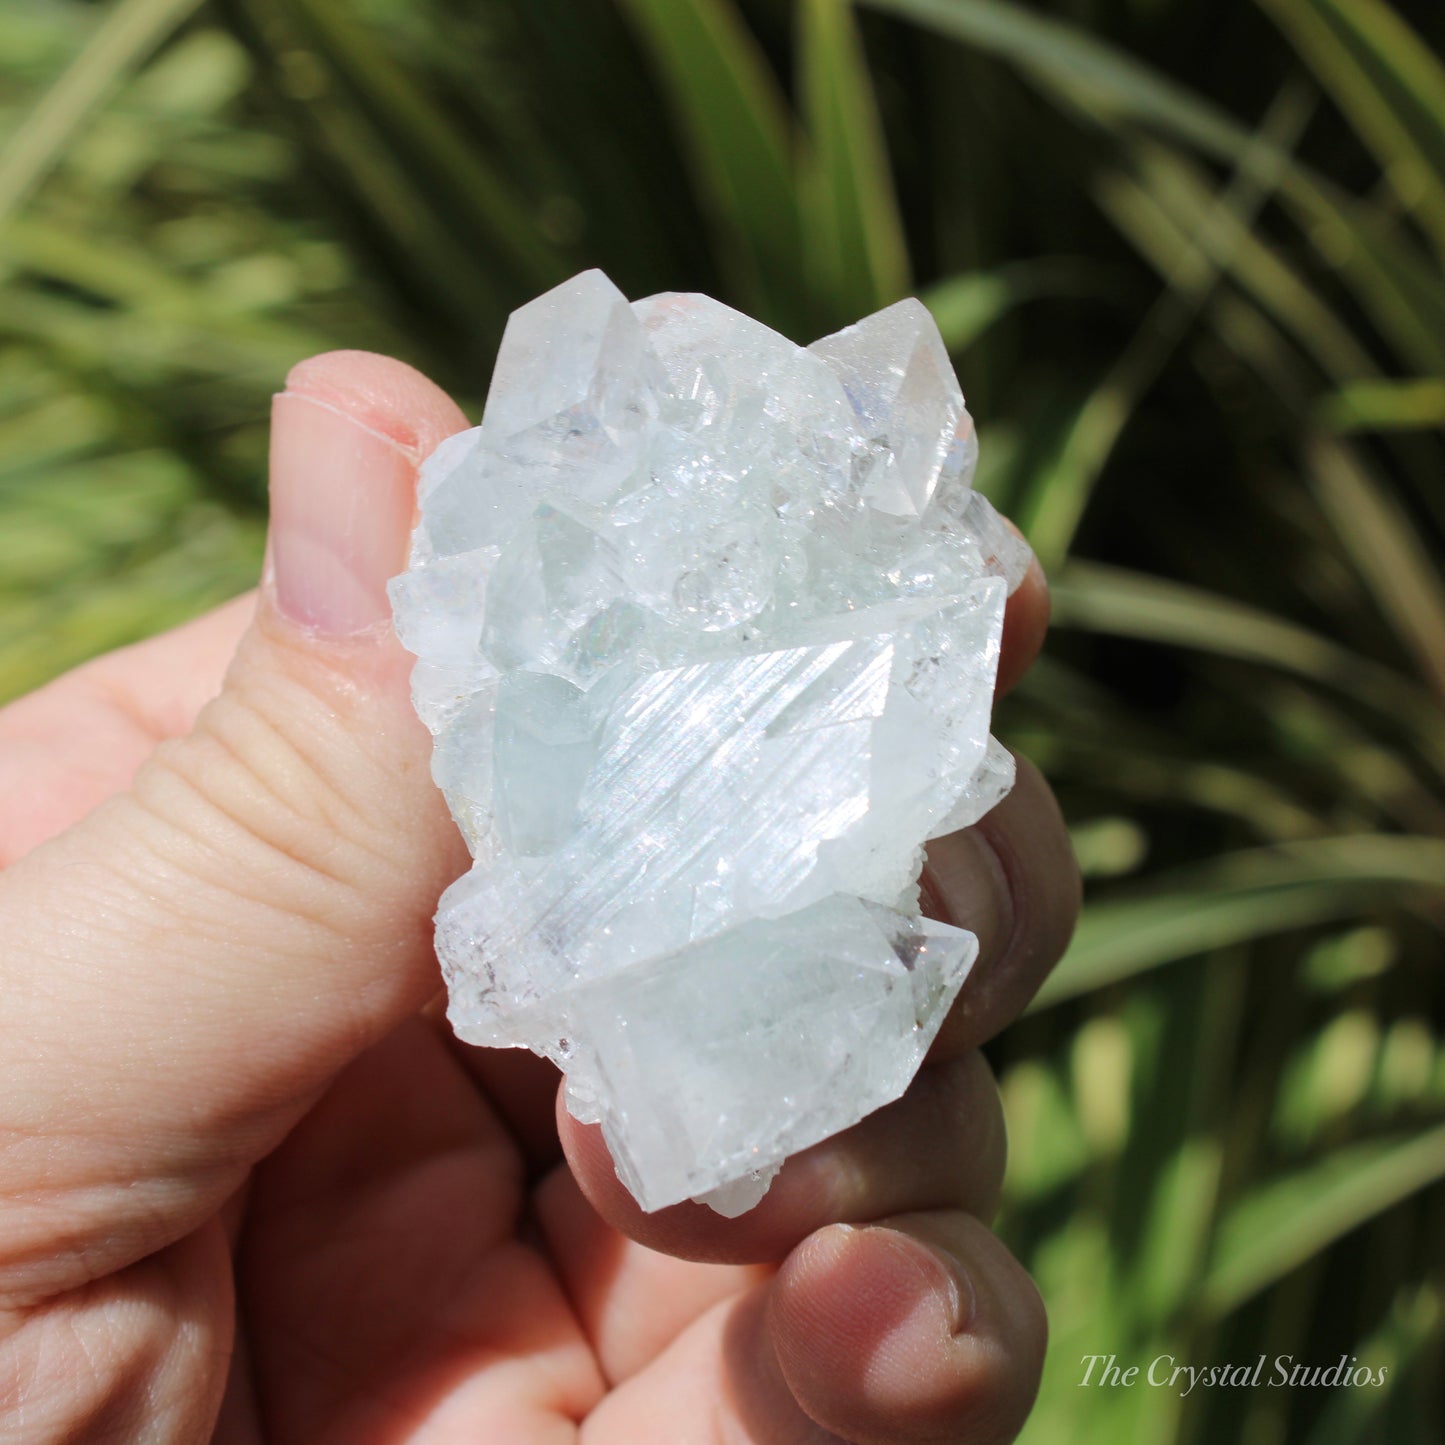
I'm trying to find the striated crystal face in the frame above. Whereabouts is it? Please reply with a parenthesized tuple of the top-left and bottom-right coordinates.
(390, 270, 1032, 1215)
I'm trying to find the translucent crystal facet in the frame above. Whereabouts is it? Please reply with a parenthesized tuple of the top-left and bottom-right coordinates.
(390, 270, 1031, 1214)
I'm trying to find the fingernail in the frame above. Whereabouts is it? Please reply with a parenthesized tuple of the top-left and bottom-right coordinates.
(921, 824, 1014, 961)
(863, 1227, 977, 1337)
(267, 390, 418, 635)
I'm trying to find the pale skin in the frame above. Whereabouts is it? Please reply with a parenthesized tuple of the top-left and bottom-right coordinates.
(0, 351, 1080, 1444)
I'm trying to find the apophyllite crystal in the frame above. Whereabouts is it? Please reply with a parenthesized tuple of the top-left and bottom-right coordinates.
(389, 270, 1031, 1216)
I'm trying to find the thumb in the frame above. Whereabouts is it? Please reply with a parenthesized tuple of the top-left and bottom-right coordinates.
(0, 351, 471, 1306)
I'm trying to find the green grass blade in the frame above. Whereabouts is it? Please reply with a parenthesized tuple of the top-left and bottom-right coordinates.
(616, 0, 803, 328)
(797, 0, 910, 321)
(1098, 142, 1377, 385)
(263, 88, 505, 336)
(1308, 436, 1445, 700)
(0, 215, 335, 370)
(923, 47, 1311, 567)
(1321, 379, 1445, 432)
(279, 0, 566, 292)
(1305, 194, 1445, 377)
(1202, 1122, 1445, 1318)
(919, 272, 1018, 352)
(0, 0, 203, 224)
(217, 0, 513, 336)
(1051, 560, 1443, 734)
(1011, 371, 1130, 572)
(1052, 561, 1445, 790)
(1034, 834, 1445, 1008)
(1306, 1282, 1443, 1445)
(920, 259, 1100, 353)
(863, 0, 1445, 376)
(1049, 561, 1341, 682)
(1258, 0, 1445, 256)
(860, 0, 1247, 156)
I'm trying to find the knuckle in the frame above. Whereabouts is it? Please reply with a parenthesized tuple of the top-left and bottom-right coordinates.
(124, 655, 430, 944)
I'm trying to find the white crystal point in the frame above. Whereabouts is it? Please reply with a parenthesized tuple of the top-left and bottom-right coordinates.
(695, 1165, 783, 1219)
(810, 297, 964, 517)
(566, 896, 977, 1212)
(419, 270, 659, 562)
(390, 271, 1032, 1215)
(480, 269, 638, 441)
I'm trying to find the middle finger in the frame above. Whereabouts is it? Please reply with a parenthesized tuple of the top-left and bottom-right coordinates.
(561, 1049, 1006, 1265)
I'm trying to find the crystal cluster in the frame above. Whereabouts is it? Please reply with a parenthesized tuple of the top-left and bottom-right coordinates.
(389, 271, 1031, 1215)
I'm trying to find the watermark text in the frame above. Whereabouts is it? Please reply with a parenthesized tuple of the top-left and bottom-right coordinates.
(1078, 1354, 1388, 1398)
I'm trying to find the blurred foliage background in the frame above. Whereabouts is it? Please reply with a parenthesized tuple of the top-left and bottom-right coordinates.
(3, 0, 1444, 1439)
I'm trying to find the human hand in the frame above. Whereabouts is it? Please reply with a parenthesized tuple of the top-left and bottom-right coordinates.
(0, 351, 1079, 1443)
